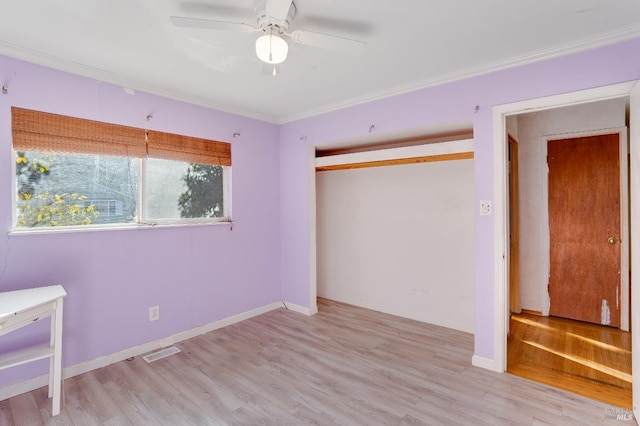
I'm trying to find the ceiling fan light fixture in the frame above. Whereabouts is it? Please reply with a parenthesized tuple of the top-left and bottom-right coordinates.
(255, 33, 288, 64)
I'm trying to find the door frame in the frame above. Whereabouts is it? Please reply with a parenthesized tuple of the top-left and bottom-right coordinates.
(539, 128, 629, 329)
(491, 81, 636, 377)
(508, 135, 521, 315)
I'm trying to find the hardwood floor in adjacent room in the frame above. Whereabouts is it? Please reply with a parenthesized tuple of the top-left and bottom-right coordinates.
(1, 299, 629, 425)
(507, 312, 632, 409)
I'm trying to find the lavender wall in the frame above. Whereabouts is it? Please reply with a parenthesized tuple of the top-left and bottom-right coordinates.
(0, 56, 281, 386)
(279, 38, 640, 360)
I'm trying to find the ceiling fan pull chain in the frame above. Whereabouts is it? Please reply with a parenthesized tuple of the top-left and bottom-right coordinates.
(269, 27, 274, 62)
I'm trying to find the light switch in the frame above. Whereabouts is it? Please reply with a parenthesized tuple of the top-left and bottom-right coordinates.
(480, 200, 491, 216)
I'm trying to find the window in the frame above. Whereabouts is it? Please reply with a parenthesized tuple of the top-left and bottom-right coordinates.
(145, 158, 225, 221)
(12, 107, 231, 230)
(15, 151, 138, 227)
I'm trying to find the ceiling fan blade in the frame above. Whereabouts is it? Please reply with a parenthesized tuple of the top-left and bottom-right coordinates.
(289, 30, 366, 56)
(265, 0, 294, 21)
(170, 16, 257, 33)
(177, 3, 248, 19)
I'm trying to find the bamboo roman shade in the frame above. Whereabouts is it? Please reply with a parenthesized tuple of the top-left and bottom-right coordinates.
(11, 107, 231, 166)
(12, 107, 147, 157)
(146, 130, 231, 166)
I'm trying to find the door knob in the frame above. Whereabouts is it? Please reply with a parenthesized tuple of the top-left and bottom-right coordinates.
(608, 236, 618, 244)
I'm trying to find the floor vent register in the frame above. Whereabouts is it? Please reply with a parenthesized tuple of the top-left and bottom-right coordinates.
(142, 346, 181, 363)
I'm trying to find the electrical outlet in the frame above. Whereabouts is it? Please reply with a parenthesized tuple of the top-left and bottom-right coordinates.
(149, 305, 160, 321)
(480, 200, 491, 216)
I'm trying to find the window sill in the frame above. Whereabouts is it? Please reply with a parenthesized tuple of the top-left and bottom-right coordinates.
(8, 219, 234, 236)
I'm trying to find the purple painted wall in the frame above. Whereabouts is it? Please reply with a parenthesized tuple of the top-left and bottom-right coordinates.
(279, 37, 640, 360)
(0, 57, 281, 386)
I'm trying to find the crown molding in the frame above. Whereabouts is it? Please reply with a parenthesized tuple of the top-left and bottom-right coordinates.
(278, 23, 640, 124)
(0, 40, 280, 124)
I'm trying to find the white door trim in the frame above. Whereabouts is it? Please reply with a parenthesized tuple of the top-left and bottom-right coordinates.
(629, 81, 640, 417)
(491, 81, 636, 374)
(308, 145, 318, 315)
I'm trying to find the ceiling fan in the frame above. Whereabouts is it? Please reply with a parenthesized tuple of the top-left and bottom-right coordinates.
(170, 0, 366, 70)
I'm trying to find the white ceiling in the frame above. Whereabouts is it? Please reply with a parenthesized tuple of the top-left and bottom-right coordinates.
(1, 0, 640, 123)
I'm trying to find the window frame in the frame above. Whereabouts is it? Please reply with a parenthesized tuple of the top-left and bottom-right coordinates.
(10, 108, 232, 233)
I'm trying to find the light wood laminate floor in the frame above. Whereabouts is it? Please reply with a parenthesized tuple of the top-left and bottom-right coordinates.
(507, 312, 632, 409)
(1, 299, 632, 425)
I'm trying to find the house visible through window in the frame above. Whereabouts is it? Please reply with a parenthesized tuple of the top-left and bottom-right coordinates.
(81, 200, 124, 217)
(12, 107, 231, 229)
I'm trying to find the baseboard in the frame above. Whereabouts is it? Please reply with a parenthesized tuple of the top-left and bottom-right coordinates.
(472, 354, 502, 372)
(309, 303, 318, 315)
(0, 375, 47, 403)
(519, 309, 543, 316)
(0, 301, 285, 401)
(318, 296, 474, 334)
(281, 300, 316, 316)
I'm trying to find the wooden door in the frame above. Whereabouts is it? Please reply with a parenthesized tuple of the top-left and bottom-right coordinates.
(548, 134, 620, 327)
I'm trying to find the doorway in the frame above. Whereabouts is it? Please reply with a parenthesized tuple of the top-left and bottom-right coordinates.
(493, 84, 638, 411)
(506, 101, 628, 327)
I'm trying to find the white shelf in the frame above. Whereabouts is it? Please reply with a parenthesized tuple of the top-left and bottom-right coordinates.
(0, 345, 53, 370)
(0, 285, 66, 416)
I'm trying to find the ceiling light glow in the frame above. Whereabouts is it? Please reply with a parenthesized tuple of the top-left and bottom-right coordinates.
(255, 33, 288, 64)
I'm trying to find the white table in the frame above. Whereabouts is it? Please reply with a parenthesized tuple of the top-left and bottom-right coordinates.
(0, 285, 67, 416)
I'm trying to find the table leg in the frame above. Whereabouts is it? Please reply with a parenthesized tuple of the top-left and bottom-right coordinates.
(50, 297, 63, 416)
